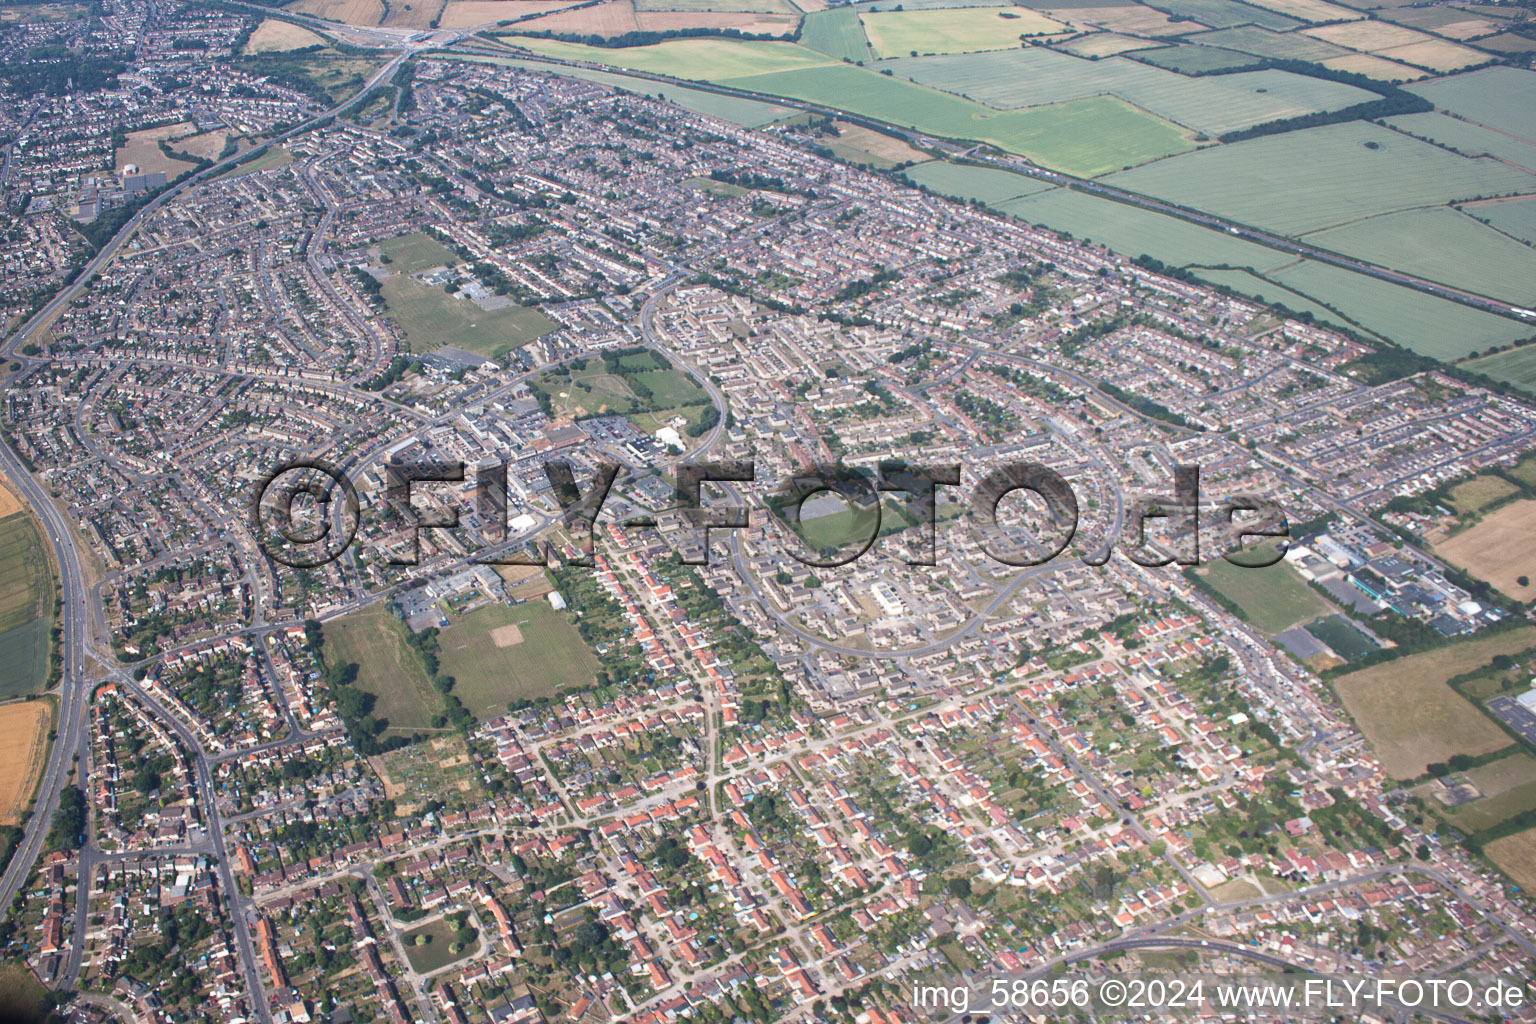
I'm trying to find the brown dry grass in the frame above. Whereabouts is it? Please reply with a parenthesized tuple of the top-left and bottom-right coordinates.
(0, 701, 51, 826)
(1319, 52, 1428, 80)
(381, 0, 447, 29)
(437, 0, 581, 28)
(1486, 827, 1536, 891)
(1435, 499, 1536, 602)
(292, 0, 386, 25)
(1070, 4, 1190, 35)
(115, 122, 199, 176)
(1374, 38, 1489, 70)
(505, 0, 639, 34)
(245, 18, 327, 51)
(1333, 627, 1536, 780)
(634, 9, 798, 33)
(0, 474, 23, 520)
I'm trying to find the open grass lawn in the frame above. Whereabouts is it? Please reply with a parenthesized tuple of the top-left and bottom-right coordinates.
(860, 7, 1066, 57)
(214, 145, 293, 181)
(0, 512, 52, 697)
(1447, 473, 1520, 516)
(539, 356, 711, 432)
(324, 605, 439, 734)
(1441, 752, 1536, 833)
(1194, 550, 1329, 633)
(0, 962, 48, 1024)
(114, 122, 200, 176)
(244, 17, 327, 52)
(379, 231, 458, 273)
(1434, 498, 1536, 602)
(824, 122, 927, 169)
(1333, 627, 1536, 780)
(437, 600, 598, 720)
(402, 916, 480, 974)
(1486, 826, 1536, 892)
(380, 272, 556, 358)
(800, 5, 869, 60)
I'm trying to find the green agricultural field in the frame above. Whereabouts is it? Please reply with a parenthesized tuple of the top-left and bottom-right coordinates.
(721, 64, 1196, 175)
(1131, 43, 1263, 72)
(1463, 346, 1536, 395)
(800, 6, 870, 61)
(1147, 0, 1302, 29)
(885, 48, 1375, 137)
(1105, 120, 1536, 237)
(1183, 25, 1353, 61)
(324, 605, 439, 734)
(900, 160, 1052, 204)
(1268, 259, 1532, 359)
(380, 271, 555, 358)
(1334, 627, 1536, 780)
(437, 600, 598, 720)
(1464, 196, 1536, 247)
(1406, 67, 1536, 143)
(0, 512, 52, 698)
(1304, 614, 1379, 661)
(860, 6, 1066, 57)
(1193, 552, 1330, 633)
(1386, 112, 1536, 173)
(1304, 207, 1536, 306)
(1187, 267, 1355, 329)
(507, 36, 837, 79)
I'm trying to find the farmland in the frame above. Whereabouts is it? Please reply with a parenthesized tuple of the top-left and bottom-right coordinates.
(1464, 197, 1536, 247)
(859, 7, 1066, 57)
(0, 700, 52, 826)
(437, 0, 583, 28)
(900, 160, 1051, 204)
(1386, 112, 1536, 171)
(885, 47, 1376, 137)
(507, 36, 836, 78)
(1058, 32, 1160, 56)
(291, 0, 385, 24)
(324, 605, 439, 734)
(1149, 0, 1301, 30)
(1133, 43, 1261, 73)
(1437, 753, 1536, 834)
(436, 600, 599, 720)
(0, 507, 53, 698)
(1407, 67, 1536, 142)
(1464, 346, 1536, 394)
(799, 6, 869, 61)
(1303, 207, 1536, 306)
(1434, 499, 1536, 602)
(1332, 627, 1536, 780)
(244, 18, 326, 51)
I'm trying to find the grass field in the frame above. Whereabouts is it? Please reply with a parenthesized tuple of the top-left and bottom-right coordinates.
(379, 265, 555, 359)
(1304, 614, 1379, 661)
(1320, 52, 1427, 81)
(402, 916, 480, 974)
(1057, 32, 1162, 56)
(1487, 827, 1536, 891)
(172, 130, 232, 160)
(860, 7, 1066, 57)
(537, 355, 712, 431)
(0, 700, 52, 826)
(115, 122, 200, 176)
(1239, 0, 1361, 21)
(1447, 473, 1520, 516)
(506, 0, 640, 34)
(1183, 25, 1354, 61)
(1109, 118, 1536, 234)
(1434, 499, 1536, 602)
(1381, 4, 1500, 37)
(886, 47, 1375, 137)
(1303, 207, 1536, 306)
(1407, 67, 1536, 141)
(244, 17, 326, 52)
(633, 0, 800, 11)
(1148, 0, 1302, 29)
(1131, 43, 1262, 72)
(1188, 267, 1354, 328)
(508, 36, 837, 78)
(214, 145, 292, 181)
(824, 122, 928, 168)
(1463, 345, 1536, 395)
(1267, 258, 1531, 359)
(799, 5, 870, 60)
(379, 231, 456, 273)
(1333, 627, 1536, 780)
(900, 160, 1052, 204)
(1074, 4, 1190, 35)
(437, 600, 598, 719)
(324, 605, 439, 734)
(1195, 551, 1330, 633)
(0, 510, 53, 698)
(1440, 753, 1536, 833)
(1386, 113, 1536, 174)
(723, 64, 1196, 175)
(0, 962, 47, 1024)
(438, 0, 581, 27)
(292, 0, 385, 22)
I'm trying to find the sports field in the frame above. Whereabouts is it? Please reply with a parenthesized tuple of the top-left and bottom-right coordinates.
(324, 605, 439, 733)
(1333, 627, 1536, 780)
(1304, 207, 1536, 306)
(1194, 552, 1329, 633)
(1487, 827, 1536, 891)
(799, 5, 870, 60)
(379, 231, 456, 273)
(1106, 120, 1536, 238)
(0, 700, 52, 826)
(1434, 499, 1536, 602)
(860, 7, 1066, 57)
(1304, 614, 1378, 661)
(437, 600, 598, 719)
(0, 508, 53, 698)
(379, 250, 555, 360)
